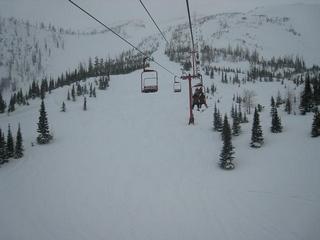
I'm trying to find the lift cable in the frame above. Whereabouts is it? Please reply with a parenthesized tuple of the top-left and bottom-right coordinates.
(67, 0, 177, 77)
(138, 0, 170, 46)
(185, 0, 195, 51)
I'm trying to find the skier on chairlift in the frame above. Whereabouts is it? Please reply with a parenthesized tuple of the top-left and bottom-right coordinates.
(199, 88, 208, 109)
(192, 88, 201, 111)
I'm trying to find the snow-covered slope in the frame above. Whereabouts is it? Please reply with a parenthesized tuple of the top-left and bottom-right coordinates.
(0, 41, 319, 239)
(168, 3, 320, 66)
(1, 3, 320, 94)
(0, 16, 158, 92)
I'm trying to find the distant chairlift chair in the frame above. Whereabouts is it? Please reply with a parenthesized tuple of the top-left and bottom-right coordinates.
(173, 76, 181, 93)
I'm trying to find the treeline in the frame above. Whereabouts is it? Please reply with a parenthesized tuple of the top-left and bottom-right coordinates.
(0, 124, 24, 165)
(0, 49, 149, 114)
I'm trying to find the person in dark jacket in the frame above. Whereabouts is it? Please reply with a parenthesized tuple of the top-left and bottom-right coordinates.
(199, 88, 208, 109)
(192, 88, 200, 110)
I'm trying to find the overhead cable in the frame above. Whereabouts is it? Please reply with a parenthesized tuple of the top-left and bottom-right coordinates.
(138, 0, 170, 46)
(67, 0, 177, 77)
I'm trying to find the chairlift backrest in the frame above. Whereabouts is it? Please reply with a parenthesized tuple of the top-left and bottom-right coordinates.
(141, 68, 158, 93)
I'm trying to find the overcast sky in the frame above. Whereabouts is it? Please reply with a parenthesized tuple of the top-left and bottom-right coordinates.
(0, 0, 319, 29)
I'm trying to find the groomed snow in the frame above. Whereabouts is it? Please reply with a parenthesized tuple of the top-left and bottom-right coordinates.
(0, 42, 319, 239)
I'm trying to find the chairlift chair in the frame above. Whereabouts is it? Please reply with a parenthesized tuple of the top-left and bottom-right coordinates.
(141, 58, 158, 93)
(173, 76, 181, 93)
(141, 69, 158, 93)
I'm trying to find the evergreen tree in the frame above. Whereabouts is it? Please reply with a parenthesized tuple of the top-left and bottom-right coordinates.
(270, 96, 276, 116)
(213, 104, 223, 132)
(37, 100, 52, 144)
(276, 91, 282, 107)
(300, 74, 313, 114)
(251, 108, 264, 148)
(8, 95, 15, 113)
(89, 83, 93, 97)
(67, 90, 70, 101)
(231, 104, 235, 119)
(61, 101, 66, 112)
(219, 115, 235, 170)
(271, 107, 283, 133)
(232, 113, 241, 136)
(0, 129, 6, 164)
(0, 93, 6, 113)
(6, 124, 14, 158)
(311, 112, 320, 137)
(71, 85, 76, 101)
(14, 124, 23, 159)
(93, 87, 96, 98)
(285, 97, 292, 114)
(83, 97, 87, 111)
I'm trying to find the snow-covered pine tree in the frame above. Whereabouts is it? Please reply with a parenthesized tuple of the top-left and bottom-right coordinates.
(8, 95, 15, 113)
(276, 91, 282, 107)
(71, 85, 76, 101)
(232, 112, 241, 136)
(83, 97, 87, 111)
(67, 90, 70, 101)
(61, 101, 66, 112)
(219, 115, 235, 170)
(300, 74, 313, 114)
(213, 104, 219, 131)
(271, 107, 283, 133)
(37, 100, 52, 144)
(213, 104, 223, 132)
(285, 97, 292, 114)
(0, 93, 6, 113)
(251, 108, 264, 148)
(6, 124, 14, 158)
(93, 87, 96, 98)
(14, 124, 23, 159)
(89, 83, 93, 97)
(270, 96, 276, 116)
(311, 112, 320, 137)
(231, 104, 235, 119)
(0, 129, 6, 164)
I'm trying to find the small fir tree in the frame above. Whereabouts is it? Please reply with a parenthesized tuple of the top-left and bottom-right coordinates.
(14, 124, 23, 159)
(93, 87, 96, 98)
(271, 107, 283, 133)
(6, 124, 14, 158)
(67, 90, 70, 101)
(71, 85, 76, 101)
(0, 129, 6, 164)
(311, 112, 320, 137)
(37, 100, 52, 144)
(285, 97, 292, 114)
(270, 96, 276, 116)
(83, 97, 87, 111)
(213, 104, 223, 132)
(251, 108, 264, 148)
(61, 101, 66, 112)
(300, 74, 313, 114)
(0, 93, 6, 113)
(219, 115, 235, 170)
(232, 114, 241, 136)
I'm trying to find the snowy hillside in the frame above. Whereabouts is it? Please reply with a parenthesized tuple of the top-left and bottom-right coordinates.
(1, 39, 320, 239)
(0, 15, 159, 93)
(0, 2, 320, 240)
(0, 17, 65, 91)
(167, 3, 320, 66)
